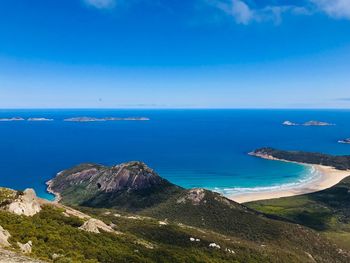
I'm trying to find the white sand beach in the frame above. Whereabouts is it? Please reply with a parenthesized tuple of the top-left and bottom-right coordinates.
(229, 164, 350, 204)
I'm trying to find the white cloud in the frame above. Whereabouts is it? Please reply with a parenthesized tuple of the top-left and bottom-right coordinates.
(210, 0, 309, 25)
(84, 0, 116, 9)
(311, 0, 350, 19)
(214, 0, 254, 24)
(229, 0, 254, 25)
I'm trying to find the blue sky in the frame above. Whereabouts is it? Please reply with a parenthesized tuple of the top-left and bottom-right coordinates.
(1, 0, 350, 108)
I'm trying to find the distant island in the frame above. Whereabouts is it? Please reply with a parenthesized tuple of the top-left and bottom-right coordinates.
(282, 120, 334, 126)
(0, 117, 25, 122)
(0, 117, 54, 122)
(338, 138, 350, 144)
(27, 118, 54, 121)
(282, 121, 298, 126)
(63, 117, 150, 122)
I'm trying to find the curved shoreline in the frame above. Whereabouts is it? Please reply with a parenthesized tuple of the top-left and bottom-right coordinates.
(228, 155, 350, 203)
(46, 179, 61, 203)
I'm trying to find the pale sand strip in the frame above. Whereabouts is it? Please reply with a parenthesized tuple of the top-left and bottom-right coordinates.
(229, 164, 350, 204)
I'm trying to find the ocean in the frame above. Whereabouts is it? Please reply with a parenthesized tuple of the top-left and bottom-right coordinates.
(1, 109, 350, 200)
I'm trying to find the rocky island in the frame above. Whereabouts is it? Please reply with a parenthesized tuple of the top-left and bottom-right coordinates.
(282, 120, 298, 126)
(0, 117, 25, 122)
(64, 117, 150, 122)
(282, 120, 334, 126)
(303, 120, 334, 126)
(27, 118, 54, 121)
(339, 138, 350, 144)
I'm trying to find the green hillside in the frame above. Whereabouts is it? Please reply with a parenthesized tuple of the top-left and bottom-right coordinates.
(41, 161, 350, 262)
(248, 176, 350, 251)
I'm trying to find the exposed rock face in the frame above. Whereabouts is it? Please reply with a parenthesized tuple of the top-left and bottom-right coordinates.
(0, 248, 45, 263)
(177, 189, 206, 205)
(79, 219, 115, 234)
(7, 189, 41, 216)
(17, 241, 32, 254)
(48, 161, 181, 210)
(0, 226, 10, 247)
(51, 162, 169, 193)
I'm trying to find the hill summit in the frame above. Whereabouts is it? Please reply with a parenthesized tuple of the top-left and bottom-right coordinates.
(48, 161, 182, 210)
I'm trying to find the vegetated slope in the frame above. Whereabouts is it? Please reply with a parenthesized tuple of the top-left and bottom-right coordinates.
(140, 188, 349, 262)
(252, 147, 350, 170)
(1, 188, 346, 263)
(248, 175, 350, 250)
(48, 162, 350, 262)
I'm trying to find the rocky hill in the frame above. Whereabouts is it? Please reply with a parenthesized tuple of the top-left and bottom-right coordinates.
(48, 162, 182, 211)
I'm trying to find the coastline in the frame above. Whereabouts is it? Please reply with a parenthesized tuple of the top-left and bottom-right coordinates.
(229, 154, 350, 204)
(46, 179, 61, 203)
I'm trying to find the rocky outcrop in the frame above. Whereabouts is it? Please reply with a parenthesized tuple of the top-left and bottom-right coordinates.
(48, 161, 182, 210)
(7, 189, 41, 216)
(78, 219, 115, 234)
(0, 248, 45, 263)
(50, 162, 170, 194)
(0, 226, 10, 247)
(177, 189, 206, 205)
(17, 241, 32, 254)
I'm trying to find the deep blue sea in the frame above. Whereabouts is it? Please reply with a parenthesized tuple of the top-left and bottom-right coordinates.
(1, 109, 350, 200)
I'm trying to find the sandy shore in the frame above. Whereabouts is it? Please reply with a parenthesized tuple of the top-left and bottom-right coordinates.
(229, 164, 350, 204)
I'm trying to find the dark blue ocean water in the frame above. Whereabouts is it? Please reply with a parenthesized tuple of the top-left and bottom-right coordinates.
(1, 109, 350, 200)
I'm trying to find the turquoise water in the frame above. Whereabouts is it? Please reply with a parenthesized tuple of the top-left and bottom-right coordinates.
(0, 109, 350, 200)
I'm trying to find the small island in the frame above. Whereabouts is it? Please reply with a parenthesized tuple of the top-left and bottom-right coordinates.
(303, 120, 334, 126)
(338, 138, 350, 144)
(0, 117, 25, 122)
(282, 120, 334, 126)
(282, 120, 298, 126)
(27, 118, 54, 121)
(64, 117, 150, 122)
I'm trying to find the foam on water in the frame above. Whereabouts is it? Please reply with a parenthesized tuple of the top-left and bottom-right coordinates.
(212, 165, 323, 196)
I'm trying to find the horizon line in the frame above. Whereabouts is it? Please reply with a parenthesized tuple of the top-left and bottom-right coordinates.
(1, 108, 350, 111)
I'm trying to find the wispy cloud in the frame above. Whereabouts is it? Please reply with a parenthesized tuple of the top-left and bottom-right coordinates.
(311, 0, 350, 19)
(206, 0, 350, 25)
(84, 0, 117, 9)
(207, 0, 310, 25)
(215, 0, 254, 25)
